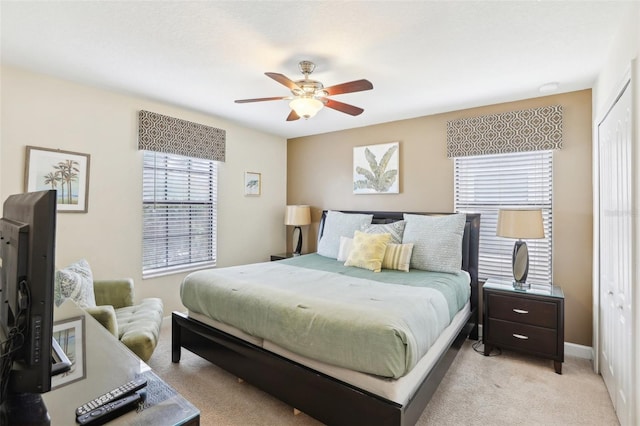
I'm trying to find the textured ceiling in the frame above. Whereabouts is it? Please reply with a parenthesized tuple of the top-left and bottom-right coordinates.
(1, 1, 633, 138)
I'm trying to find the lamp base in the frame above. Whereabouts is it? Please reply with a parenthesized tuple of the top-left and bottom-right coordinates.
(512, 239, 529, 285)
(512, 280, 531, 290)
(293, 226, 303, 255)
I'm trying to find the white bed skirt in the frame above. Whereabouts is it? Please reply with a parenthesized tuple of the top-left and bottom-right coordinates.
(187, 300, 470, 405)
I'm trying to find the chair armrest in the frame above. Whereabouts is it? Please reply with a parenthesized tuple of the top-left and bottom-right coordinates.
(85, 305, 119, 338)
(93, 278, 134, 309)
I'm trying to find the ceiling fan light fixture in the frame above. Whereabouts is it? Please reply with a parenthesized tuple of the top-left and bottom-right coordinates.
(235, 61, 372, 121)
(289, 97, 323, 119)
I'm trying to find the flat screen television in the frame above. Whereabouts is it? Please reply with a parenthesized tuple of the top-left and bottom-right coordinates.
(0, 190, 68, 424)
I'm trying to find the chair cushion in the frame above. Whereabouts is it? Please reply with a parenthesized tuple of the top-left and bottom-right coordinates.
(93, 279, 134, 309)
(85, 305, 119, 337)
(115, 298, 164, 362)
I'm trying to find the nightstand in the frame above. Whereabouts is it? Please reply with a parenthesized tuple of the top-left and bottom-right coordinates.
(482, 278, 564, 374)
(270, 253, 295, 261)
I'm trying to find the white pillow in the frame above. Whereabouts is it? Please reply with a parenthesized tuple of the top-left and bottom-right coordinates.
(402, 213, 466, 273)
(317, 211, 373, 259)
(337, 236, 354, 262)
(54, 259, 96, 308)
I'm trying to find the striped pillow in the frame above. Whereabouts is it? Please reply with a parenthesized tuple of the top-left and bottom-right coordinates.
(382, 243, 414, 272)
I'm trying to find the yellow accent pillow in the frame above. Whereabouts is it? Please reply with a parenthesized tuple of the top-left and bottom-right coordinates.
(344, 231, 392, 272)
(382, 243, 414, 272)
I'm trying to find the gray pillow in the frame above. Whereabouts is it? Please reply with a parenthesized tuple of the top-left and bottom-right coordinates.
(361, 220, 406, 244)
(402, 213, 466, 273)
(317, 211, 373, 259)
(54, 259, 96, 308)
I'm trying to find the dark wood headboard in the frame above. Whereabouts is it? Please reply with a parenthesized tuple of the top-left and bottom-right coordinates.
(317, 210, 481, 328)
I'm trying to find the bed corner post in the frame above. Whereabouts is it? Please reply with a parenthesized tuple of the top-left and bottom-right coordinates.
(172, 312, 182, 363)
(466, 213, 481, 341)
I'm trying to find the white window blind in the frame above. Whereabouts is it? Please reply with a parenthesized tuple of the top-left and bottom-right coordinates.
(454, 150, 553, 285)
(142, 151, 217, 278)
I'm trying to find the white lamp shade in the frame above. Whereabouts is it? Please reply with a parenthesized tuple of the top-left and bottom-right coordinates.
(285, 205, 311, 226)
(496, 209, 544, 239)
(289, 98, 323, 119)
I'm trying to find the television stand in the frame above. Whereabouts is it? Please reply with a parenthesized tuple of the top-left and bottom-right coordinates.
(0, 393, 50, 426)
(43, 301, 199, 425)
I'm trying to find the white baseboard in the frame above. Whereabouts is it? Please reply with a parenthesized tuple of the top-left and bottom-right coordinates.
(564, 342, 593, 359)
(477, 325, 593, 360)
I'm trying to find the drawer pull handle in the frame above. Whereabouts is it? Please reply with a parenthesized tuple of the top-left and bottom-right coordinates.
(513, 333, 529, 340)
(513, 309, 529, 314)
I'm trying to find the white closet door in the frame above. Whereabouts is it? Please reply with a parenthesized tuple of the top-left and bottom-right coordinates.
(598, 80, 633, 426)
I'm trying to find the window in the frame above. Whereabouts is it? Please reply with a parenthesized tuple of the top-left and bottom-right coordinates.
(142, 151, 217, 277)
(454, 150, 553, 285)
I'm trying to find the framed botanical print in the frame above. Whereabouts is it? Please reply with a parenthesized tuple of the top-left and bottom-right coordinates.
(353, 142, 399, 194)
(244, 172, 261, 196)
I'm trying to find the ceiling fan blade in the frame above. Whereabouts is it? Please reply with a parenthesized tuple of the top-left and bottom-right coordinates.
(235, 96, 288, 103)
(324, 99, 364, 116)
(265, 72, 300, 91)
(286, 110, 300, 121)
(324, 79, 373, 96)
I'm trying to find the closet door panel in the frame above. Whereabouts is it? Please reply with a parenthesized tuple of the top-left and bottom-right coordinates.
(598, 81, 633, 426)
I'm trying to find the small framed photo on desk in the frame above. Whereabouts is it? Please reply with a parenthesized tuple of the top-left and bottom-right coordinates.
(51, 315, 86, 389)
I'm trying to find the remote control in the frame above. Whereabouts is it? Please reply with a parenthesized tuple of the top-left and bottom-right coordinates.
(75, 377, 147, 417)
(76, 392, 142, 425)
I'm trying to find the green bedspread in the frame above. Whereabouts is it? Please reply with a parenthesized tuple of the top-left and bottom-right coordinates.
(181, 254, 470, 379)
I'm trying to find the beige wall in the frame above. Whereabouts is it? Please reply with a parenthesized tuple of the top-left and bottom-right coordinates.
(288, 90, 593, 346)
(0, 65, 287, 314)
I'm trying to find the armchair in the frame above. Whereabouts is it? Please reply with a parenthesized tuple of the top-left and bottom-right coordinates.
(85, 278, 164, 362)
(55, 259, 164, 362)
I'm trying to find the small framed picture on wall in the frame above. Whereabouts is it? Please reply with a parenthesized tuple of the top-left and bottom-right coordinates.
(244, 172, 261, 196)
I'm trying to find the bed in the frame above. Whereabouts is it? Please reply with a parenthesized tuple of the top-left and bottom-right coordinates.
(172, 210, 480, 426)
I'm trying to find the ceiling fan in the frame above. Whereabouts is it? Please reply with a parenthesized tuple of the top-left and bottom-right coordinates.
(235, 60, 373, 121)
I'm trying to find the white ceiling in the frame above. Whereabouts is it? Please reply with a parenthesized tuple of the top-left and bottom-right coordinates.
(1, 1, 633, 139)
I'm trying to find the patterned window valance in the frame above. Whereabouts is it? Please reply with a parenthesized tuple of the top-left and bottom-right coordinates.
(138, 110, 226, 162)
(446, 105, 562, 158)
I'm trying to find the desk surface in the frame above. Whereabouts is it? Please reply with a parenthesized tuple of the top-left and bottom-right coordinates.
(43, 301, 199, 425)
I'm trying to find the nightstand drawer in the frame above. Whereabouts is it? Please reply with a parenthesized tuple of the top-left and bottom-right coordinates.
(487, 293, 557, 328)
(487, 318, 558, 356)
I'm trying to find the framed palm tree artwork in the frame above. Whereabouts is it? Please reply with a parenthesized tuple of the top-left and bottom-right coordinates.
(353, 142, 399, 194)
(24, 146, 91, 213)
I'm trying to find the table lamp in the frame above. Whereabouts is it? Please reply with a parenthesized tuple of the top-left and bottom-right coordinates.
(285, 205, 311, 255)
(496, 209, 544, 289)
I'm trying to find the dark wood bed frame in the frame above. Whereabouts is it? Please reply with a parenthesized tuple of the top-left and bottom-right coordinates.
(172, 211, 480, 426)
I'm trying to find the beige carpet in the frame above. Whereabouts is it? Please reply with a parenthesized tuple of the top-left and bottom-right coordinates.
(147, 319, 618, 425)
